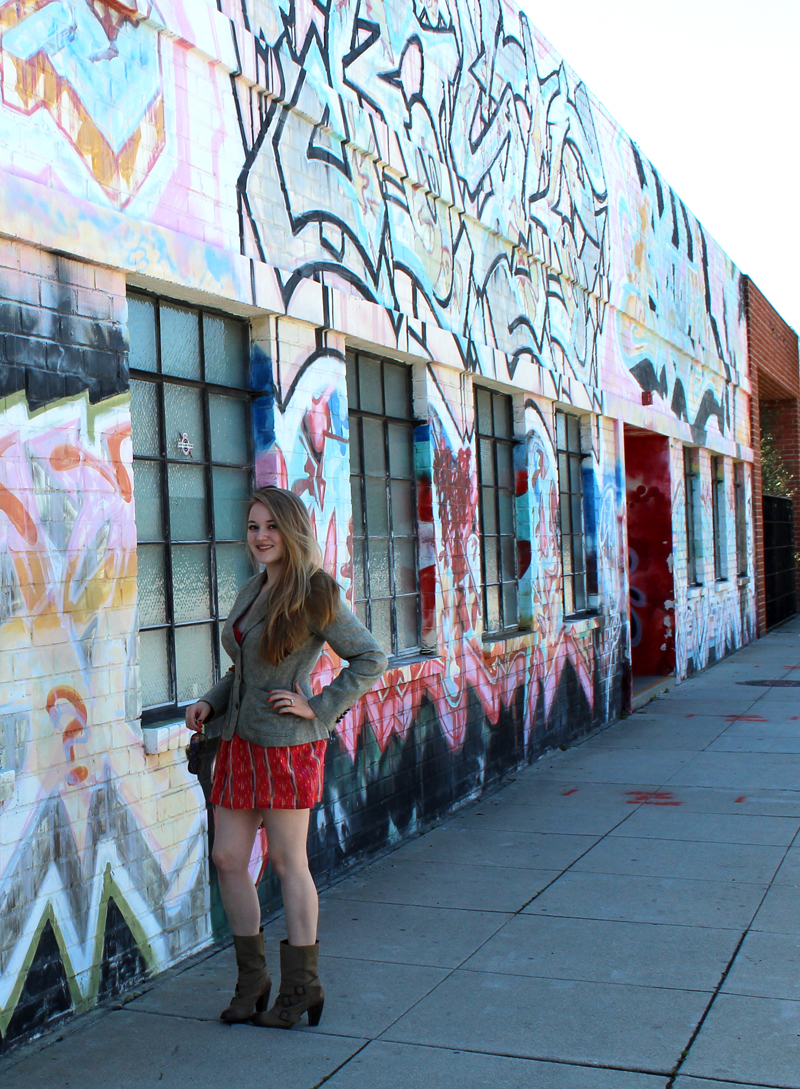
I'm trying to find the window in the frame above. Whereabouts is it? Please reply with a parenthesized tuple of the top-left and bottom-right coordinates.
(347, 352, 420, 658)
(712, 455, 727, 580)
(128, 292, 253, 722)
(556, 411, 589, 615)
(475, 386, 518, 633)
(734, 462, 747, 576)
(684, 446, 703, 585)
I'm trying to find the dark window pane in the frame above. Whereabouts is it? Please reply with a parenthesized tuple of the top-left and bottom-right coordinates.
(364, 477, 389, 535)
(346, 355, 359, 410)
(501, 536, 516, 580)
(493, 393, 512, 438)
(384, 363, 410, 418)
(560, 493, 572, 536)
(161, 302, 201, 380)
(362, 417, 386, 476)
(388, 422, 413, 478)
(572, 533, 585, 575)
(571, 495, 584, 537)
(351, 477, 364, 536)
(476, 388, 493, 435)
(393, 537, 416, 594)
(359, 356, 383, 414)
(209, 394, 249, 466)
(175, 624, 213, 703)
(352, 537, 366, 598)
(370, 597, 392, 655)
(216, 542, 253, 616)
(391, 479, 415, 536)
(558, 452, 569, 493)
(137, 544, 167, 626)
(129, 295, 158, 372)
(503, 582, 518, 627)
(484, 536, 499, 583)
(497, 443, 513, 489)
(396, 594, 418, 649)
(480, 438, 495, 485)
(140, 628, 172, 707)
(567, 414, 581, 450)
(481, 487, 497, 534)
(203, 314, 247, 387)
(498, 491, 514, 534)
(164, 383, 205, 461)
(168, 463, 207, 540)
(133, 460, 164, 541)
(171, 544, 211, 622)
(130, 379, 160, 456)
(349, 416, 362, 473)
(569, 453, 583, 496)
(368, 539, 391, 596)
(556, 411, 566, 450)
(213, 466, 251, 540)
(573, 572, 587, 612)
(486, 584, 500, 632)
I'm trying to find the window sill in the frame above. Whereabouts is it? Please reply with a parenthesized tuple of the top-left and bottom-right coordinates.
(562, 613, 601, 633)
(141, 719, 187, 756)
(738, 575, 750, 585)
(482, 627, 531, 645)
(384, 654, 444, 681)
(687, 584, 704, 598)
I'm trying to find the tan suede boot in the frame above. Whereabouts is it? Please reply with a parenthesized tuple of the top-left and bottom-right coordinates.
(252, 939, 324, 1028)
(220, 931, 272, 1022)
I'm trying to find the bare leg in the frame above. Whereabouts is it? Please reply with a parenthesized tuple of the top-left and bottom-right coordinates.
(260, 809, 317, 946)
(212, 806, 263, 936)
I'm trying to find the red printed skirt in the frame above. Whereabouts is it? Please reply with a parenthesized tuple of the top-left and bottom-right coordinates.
(210, 733, 327, 810)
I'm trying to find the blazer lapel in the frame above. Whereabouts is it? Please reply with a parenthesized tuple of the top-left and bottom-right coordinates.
(240, 575, 272, 637)
(230, 573, 267, 632)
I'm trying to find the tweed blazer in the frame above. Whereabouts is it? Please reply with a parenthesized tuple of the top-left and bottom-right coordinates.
(199, 572, 388, 747)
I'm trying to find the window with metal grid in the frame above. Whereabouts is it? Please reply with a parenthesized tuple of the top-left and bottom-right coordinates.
(475, 386, 518, 634)
(347, 352, 420, 658)
(734, 462, 748, 577)
(556, 411, 589, 616)
(684, 446, 703, 585)
(128, 292, 253, 723)
(712, 455, 727, 580)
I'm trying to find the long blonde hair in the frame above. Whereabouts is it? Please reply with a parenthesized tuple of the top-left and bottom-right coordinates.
(248, 487, 339, 665)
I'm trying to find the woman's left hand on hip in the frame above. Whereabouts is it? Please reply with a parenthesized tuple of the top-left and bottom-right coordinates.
(267, 682, 316, 720)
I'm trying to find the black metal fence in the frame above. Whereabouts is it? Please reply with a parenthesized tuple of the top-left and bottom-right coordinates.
(764, 494, 797, 628)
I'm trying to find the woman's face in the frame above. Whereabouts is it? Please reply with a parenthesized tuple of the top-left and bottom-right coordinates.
(247, 501, 286, 568)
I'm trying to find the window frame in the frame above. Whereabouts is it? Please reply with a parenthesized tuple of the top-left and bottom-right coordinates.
(711, 455, 727, 581)
(734, 461, 748, 577)
(684, 446, 703, 586)
(346, 350, 422, 660)
(555, 409, 591, 618)
(475, 384, 520, 637)
(129, 290, 254, 726)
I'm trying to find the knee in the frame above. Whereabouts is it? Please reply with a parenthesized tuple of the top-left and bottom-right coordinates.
(269, 849, 308, 883)
(212, 842, 246, 875)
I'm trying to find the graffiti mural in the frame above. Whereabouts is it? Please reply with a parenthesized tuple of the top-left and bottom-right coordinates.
(0, 0, 755, 1049)
(0, 389, 208, 1043)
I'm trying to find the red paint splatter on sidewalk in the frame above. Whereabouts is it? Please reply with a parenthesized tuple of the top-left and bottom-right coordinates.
(735, 796, 746, 803)
(561, 788, 578, 796)
(626, 791, 681, 806)
(725, 714, 768, 722)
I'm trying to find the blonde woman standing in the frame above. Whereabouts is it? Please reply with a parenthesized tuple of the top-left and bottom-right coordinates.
(185, 486, 387, 1028)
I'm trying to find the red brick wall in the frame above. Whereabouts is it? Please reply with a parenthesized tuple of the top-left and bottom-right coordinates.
(745, 278, 800, 633)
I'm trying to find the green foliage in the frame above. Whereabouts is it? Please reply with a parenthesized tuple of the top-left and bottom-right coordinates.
(760, 410, 796, 498)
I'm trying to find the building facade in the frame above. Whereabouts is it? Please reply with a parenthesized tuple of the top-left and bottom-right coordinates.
(0, 0, 758, 1046)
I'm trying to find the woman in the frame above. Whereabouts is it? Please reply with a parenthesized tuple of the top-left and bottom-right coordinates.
(185, 486, 387, 1028)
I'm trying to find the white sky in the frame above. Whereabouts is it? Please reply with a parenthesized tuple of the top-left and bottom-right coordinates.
(520, 0, 800, 335)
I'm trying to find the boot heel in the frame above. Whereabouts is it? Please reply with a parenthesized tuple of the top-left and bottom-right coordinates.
(307, 998, 324, 1027)
(255, 985, 272, 1013)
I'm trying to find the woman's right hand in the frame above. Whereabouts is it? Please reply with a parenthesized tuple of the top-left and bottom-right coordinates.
(185, 700, 213, 732)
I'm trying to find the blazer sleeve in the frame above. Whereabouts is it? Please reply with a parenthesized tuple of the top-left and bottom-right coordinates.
(197, 670, 234, 738)
(306, 600, 388, 731)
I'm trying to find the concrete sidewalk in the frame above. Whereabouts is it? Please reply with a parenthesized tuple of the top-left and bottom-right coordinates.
(6, 619, 800, 1089)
